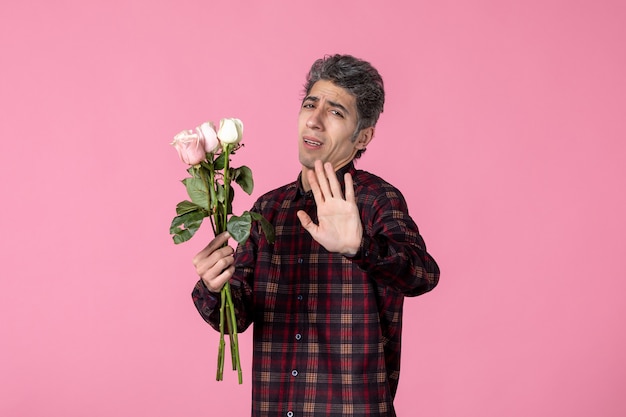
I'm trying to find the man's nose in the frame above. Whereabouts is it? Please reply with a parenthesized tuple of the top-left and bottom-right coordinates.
(306, 107, 323, 129)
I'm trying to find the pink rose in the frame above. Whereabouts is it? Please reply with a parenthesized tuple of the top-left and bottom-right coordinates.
(197, 121, 219, 153)
(171, 130, 207, 166)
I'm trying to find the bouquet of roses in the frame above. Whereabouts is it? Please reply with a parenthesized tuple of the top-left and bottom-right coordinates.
(170, 118, 274, 383)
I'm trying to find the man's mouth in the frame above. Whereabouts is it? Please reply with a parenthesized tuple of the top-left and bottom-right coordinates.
(304, 138, 322, 147)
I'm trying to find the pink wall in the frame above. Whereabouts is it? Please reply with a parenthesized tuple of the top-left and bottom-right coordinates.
(1, 1, 625, 416)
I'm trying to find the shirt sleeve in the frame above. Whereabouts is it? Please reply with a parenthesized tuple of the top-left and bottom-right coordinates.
(347, 183, 440, 297)
(191, 279, 221, 331)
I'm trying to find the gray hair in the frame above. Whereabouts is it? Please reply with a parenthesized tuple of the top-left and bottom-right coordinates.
(303, 54, 385, 158)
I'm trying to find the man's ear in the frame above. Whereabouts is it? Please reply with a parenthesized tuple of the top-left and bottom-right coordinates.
(355, 127, 374, 150)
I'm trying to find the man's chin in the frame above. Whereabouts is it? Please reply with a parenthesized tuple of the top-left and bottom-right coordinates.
(298, 154, 319, 171)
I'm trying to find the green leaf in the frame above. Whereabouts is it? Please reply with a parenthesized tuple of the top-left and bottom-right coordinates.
(216, 182, 225, 203)
(215, 183, 235, 215)
(233, 165, 254, 195)
(199, 158, 213, 171)
(214, 153, 227, 170)
(175, 200, 203, 216)
(183, 177, 210, 210)
(170, 209, 209, 244)
(226, 211, 275, 245)
(250, 212, 275, 243)
(227, 186, 235, 214)
(227, 212, 252, 244)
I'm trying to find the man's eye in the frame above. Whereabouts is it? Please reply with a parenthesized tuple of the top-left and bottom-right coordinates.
(303, 103, 315, 109)
(331, 110, 344, 118)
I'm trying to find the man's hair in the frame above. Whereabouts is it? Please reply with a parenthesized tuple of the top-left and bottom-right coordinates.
(303, 54, 385, 158)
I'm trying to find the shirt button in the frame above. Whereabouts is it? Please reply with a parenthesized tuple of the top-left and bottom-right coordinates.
(297, 295, 303, 301)
(287, 412, 294, 417)
(298, 258, 303, 264)
(295, 333, 302, 340)
(291, 370, 298, 377)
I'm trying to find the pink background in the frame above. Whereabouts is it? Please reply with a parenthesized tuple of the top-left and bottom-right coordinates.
(1, 1, 625, 416)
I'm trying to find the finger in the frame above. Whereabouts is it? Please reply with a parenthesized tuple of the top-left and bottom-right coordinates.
(307, 168, 324, 204)
(195, 245, 234, 275)
(203, 264, 235, 293)
(297, 210, 319, 240)
(197, 252, 234, 292)
(344, 172, 355, 203)
(314, 160, 333, 199)
(325, 162, 344, 199)
(194, 231, 231, 260)
(202, 254, 234, 277)
(297, 209, 315, 229)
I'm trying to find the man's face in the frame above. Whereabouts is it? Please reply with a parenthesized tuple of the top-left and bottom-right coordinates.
(298, 80, 372, 171)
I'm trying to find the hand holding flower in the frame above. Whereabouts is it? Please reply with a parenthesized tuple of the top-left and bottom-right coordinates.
(193, 231, 235, 293)
(169, 118, 274, 384)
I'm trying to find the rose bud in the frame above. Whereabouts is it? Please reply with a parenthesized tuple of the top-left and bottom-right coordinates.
(170, 130, 207, 165)
(217, 118, 244, 145)
(197, 121, 219, 153)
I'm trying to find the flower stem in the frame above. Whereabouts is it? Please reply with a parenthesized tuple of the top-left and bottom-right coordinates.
(207, 160, 218, 235)
(224, 282, 243, 383)
(217, 287, 226, 381)
(217, 144, 242, 384)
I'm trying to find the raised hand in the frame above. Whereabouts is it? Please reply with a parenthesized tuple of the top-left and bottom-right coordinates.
(297, 160, 362, 256)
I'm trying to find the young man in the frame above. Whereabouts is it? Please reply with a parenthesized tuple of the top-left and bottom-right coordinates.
(192, 54, 440, 417)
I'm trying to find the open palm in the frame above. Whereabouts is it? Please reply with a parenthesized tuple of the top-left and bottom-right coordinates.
(297, 161, 362, 256)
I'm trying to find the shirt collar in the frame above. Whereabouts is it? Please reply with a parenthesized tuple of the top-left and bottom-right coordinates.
(294, 161, 356, 201)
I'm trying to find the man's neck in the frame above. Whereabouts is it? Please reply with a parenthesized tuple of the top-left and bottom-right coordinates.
(300, 160, 353, 192)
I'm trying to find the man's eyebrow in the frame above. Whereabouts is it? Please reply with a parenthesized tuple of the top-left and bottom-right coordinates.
(302, 95, 350, 115)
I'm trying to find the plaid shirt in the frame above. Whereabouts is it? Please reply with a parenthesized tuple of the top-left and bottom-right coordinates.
(192, 162, 439, 417)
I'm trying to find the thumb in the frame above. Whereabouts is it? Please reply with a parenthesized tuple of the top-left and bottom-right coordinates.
(197, 231, 231, 258)
(297, 210, 316, 234)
